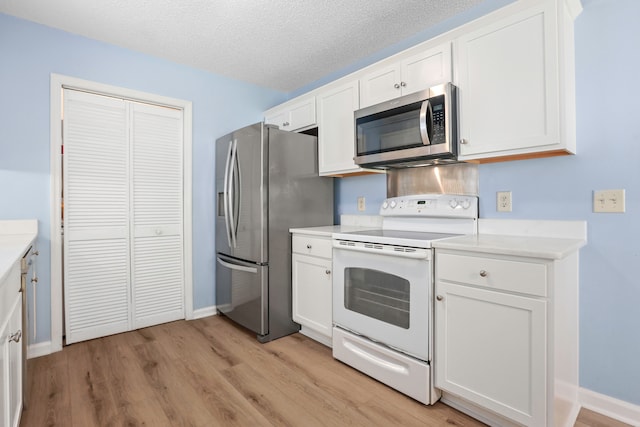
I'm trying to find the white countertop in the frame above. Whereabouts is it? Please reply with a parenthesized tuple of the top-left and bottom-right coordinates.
(432, 233, 586, 260)
(289, 225, 378, 237)
(0, 220, 38, 284)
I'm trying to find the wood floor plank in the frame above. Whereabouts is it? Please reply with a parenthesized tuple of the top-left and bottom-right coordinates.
(20, 350, 72, 427)
(20, 315, 629, 427)
(65, 338, 121, 426)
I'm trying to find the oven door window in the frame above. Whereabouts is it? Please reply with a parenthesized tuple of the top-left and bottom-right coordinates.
(344, 267, 410, 329)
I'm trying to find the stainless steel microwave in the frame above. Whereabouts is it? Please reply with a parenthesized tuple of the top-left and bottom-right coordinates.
(354, 83, 458, 169)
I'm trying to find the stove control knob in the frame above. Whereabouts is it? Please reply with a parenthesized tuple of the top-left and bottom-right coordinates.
(382, 201, 389, 210)
(389, 200, 397, 209)
(449, 199, 458, 209)
(461, 199, 471, 209)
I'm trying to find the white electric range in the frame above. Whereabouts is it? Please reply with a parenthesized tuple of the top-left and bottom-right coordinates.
(331, 193, 478, 405)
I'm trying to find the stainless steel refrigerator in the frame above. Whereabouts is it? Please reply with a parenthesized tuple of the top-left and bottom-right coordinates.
(215, 122, 333, 342)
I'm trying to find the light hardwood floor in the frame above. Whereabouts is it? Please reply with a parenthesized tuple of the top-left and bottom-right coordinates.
(21, 316, 629, 427)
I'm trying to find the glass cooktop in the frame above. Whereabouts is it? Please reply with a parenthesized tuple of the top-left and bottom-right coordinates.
(334, 229, 459, 248)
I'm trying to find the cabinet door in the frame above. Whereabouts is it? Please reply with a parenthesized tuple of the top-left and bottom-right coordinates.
(2, 295, 22, 427)
(264, 110, 288, 129)
(359, 63, 401, 108)
(292, 253, 332, 338)
(131, 103, 185, 329)
(63, 89, 131, 344)
(435, 281, 546, 426)
(265, 96, 316, 131)
(317, 80, 363, 176)
(0, 309, 8, 427)
(400, 43, 452, 97)
(360, 42, 452, 109)
(457, 3, 560, 159)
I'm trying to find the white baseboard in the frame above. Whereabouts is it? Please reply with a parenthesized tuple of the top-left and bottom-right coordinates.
(190, 306, 218, 320)
(580, 388, 640, 426)
(27, 341, 53, 359)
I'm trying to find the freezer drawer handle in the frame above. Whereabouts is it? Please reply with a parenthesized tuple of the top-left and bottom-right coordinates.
(216, 257, 258, 274)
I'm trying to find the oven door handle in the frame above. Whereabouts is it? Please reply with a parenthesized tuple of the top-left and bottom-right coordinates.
(333, 241, 430, 260)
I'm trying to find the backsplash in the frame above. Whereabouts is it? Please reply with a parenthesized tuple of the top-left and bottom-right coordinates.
(386, 163, 478, 197)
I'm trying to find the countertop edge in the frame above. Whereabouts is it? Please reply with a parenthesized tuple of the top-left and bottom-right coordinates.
(432, 234, 587, 260)
(0, 232, 38, 285)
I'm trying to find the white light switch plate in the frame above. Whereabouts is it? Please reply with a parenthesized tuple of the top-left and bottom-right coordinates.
(357, 196, 366, 211)
(593, 189, 625, 213)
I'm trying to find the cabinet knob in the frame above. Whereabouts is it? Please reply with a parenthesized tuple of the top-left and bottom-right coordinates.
(460, 138, 468, 145)
(400, 81, 406, 87)
(394, 83, 400, 89)
(282, 121, 290, 127)
(479, 270, 488, 277)
(155, 229, 163, 236)
(31, 277, 38, 284)
(436, 295, 444, 301)
(325, 269, 331, 275)
(9, 330, 21, 343)
(306, 244, 312, 249)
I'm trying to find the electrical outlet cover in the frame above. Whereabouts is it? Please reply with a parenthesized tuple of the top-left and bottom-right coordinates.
(496, 191, 512, 212)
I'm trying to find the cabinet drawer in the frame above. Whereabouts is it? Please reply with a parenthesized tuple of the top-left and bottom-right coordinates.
(292, 234, 332, 258)
(436, 252, 547, 297)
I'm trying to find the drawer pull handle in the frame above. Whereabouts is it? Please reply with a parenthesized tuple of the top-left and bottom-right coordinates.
(436, 295, 443, 301)
(306, 244, 312, 249)
(325, 270, 331, 275)
(479, 270, 488, 277)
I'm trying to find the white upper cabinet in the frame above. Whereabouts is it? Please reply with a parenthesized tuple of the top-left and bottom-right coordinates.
(264, 95, 316, 132)
(456, 0, 580, 162)
(317, 80, 365, 176)
(261, 0, 580, 172)
(360, 42, 452, 108)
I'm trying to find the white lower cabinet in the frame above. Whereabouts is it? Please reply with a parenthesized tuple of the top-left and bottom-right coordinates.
(435, 281, 546, 426)
(291, 233, 333, 345)
(435, 248, 579, 427)
(1, 293, 22, 427)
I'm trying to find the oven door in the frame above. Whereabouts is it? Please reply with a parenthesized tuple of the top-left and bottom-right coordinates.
(332, 243, 431, 360)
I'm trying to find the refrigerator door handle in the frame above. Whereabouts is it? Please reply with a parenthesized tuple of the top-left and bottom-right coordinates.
(228, 139, 238, 248)
(216, 255, 258, 274)
(223, 140, 233, 247)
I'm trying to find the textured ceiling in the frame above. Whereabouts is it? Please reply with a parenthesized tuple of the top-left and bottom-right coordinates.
(0, 0, 483, 92)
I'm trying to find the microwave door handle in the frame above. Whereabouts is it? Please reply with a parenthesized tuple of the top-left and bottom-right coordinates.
(223, 140, 233, 248)
(419, 99, 433, 145)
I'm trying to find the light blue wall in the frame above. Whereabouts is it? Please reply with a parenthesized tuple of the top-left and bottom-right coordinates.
(0, 13, 287, 343)
(322, 0, 640, 406)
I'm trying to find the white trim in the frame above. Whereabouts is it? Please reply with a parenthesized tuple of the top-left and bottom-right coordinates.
(579, 388, 640, 426)
(50, 73, 193, 350)
(191, 306, 218, 320)
(27, 341, 52, 359)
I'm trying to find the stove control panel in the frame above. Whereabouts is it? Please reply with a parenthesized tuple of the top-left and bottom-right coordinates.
(380, 194, 478, 218)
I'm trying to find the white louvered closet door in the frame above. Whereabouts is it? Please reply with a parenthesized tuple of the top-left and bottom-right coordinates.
(131, 102, 184, 329)
(63, 89, 131, 344)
